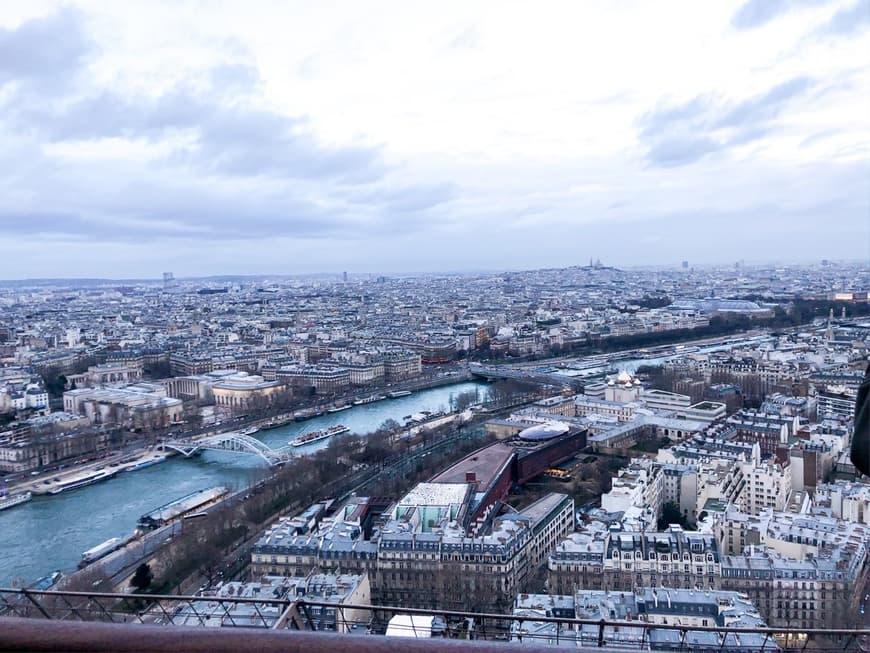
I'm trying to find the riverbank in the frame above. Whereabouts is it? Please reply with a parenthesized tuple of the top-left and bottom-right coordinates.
(2, 371, 475, 499)
(0, 381, 493, 588)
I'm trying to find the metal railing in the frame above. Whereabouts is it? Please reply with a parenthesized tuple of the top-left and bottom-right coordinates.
(1, 587, 869, 651)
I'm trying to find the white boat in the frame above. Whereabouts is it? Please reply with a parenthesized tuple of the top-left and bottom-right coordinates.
(240, 426, 260, 436)
(327, 404, 352, 413)
(80, 536, 129, 567)
(124, 455, 166, 472)
(29, 570, 63, 590)
(290, 424, 350, 447)
(49, 469, 116, 494)
(0, 490, 32, 511)
(353, 395, 386, 406)
(387, 390, 412, 398)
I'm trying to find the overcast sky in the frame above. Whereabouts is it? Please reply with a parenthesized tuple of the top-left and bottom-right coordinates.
(0, 0, 868, 279)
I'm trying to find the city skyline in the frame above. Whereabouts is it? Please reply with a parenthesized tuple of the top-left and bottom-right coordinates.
(1, 0, 868, 277)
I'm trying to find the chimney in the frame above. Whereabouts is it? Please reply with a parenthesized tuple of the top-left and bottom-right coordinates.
(465, 472, 477, 483)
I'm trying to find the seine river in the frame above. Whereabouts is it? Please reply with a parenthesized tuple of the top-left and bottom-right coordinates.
(0, 381, 490, 588)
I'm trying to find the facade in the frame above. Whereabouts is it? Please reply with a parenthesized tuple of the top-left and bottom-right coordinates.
(67, 362, 143, 388)
(252, 488, 574, 613)
(63, 383, 183, 428)
(549, 525, 722, 595)
(814, 482, 870, 525)
(642, 389, 692, 412)
(210, 373, 284, 412)
(278, 365, 350, 395)
(715, 508, 870, 629)
(0, 412, 105, 472)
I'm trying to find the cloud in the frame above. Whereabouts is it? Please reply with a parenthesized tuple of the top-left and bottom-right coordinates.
(816, 0, 870, 35)
(0, 8, 458, 247)
(0, 8, 91, 87)
(731, 0, 829, 29)
(638, 77, 815, 167)
(448, 27, 479, 50)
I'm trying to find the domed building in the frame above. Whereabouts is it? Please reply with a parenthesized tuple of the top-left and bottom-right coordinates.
(604, 369, 643, 402)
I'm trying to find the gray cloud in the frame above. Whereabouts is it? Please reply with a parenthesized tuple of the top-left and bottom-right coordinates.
(731, 0, 829, 29)
(0, 9, 91, 87)
(638, 77, 815, 167)
(0, 8, 456, 249)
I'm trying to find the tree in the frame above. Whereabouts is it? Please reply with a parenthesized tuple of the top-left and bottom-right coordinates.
(131, 563, 153, 592)
(657, 502, 689, 530)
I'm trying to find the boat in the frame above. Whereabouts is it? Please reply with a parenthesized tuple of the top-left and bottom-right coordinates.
(138, 487, 228, 531)
(327, 404, 352, 413)
(0, 490, 32, 512)
(353, 395, 386, 406)
(124, 454, 167, 472)
(79, 536, 133, 567)
(240, 426, 260, 436)
(29, 570, 63, 591)
(289, 424, 350, 447)
(387, 390, 412, 398)
(49, 469, 116, 495)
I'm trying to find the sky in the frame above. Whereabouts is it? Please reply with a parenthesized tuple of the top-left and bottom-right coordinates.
(0, 0, 868, 279)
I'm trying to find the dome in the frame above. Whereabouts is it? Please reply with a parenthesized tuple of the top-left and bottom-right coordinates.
(518, 422, 570, 441)
(617, 370, 632, 384)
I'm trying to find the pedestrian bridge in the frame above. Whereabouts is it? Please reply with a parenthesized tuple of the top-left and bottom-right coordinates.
(162, 432, 290, 466)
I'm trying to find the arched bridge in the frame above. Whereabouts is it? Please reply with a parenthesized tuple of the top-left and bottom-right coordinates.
(163, 432, 290, 466)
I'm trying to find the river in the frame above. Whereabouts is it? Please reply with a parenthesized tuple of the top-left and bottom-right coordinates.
(0, 381, 490, 587)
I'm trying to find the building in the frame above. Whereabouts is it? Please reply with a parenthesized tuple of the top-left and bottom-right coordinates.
(67, 362, 143, 388)
(277, 365, 350, 395)
(813, 482, 870, 525)
(714, 508, 870, 629)
(63, 383, 183, 428)
(642, 389, 692, 412)
(210, 373, 284, 413)
(549, 525, 722, 596)
(252, 487, 575, 613)
(174, 572, 370, 632)
(725, 410, 801, 458)
(0, 412, 103, 472)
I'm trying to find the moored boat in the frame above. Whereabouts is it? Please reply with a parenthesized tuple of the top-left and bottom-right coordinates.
(79, 535, 133, 567)
(123, 454, 167, 472)
(49, 469, 116, 495)
(289, 424, 350, 447)
(353, 395, 387, 406)
(0, 490, 32, 511)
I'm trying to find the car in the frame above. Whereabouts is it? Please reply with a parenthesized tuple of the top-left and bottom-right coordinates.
(53, 477, 60, 482)
(30, 471, 40, 476)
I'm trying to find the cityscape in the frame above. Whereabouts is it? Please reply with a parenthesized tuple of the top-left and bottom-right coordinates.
(0, 260, 868, 649)
(1, 0, 869, 651)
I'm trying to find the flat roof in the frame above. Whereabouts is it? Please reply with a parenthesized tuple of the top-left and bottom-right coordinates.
(429, 442, 515, 490)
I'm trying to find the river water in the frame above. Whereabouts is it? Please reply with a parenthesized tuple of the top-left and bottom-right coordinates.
(0, 382, 490, 587)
